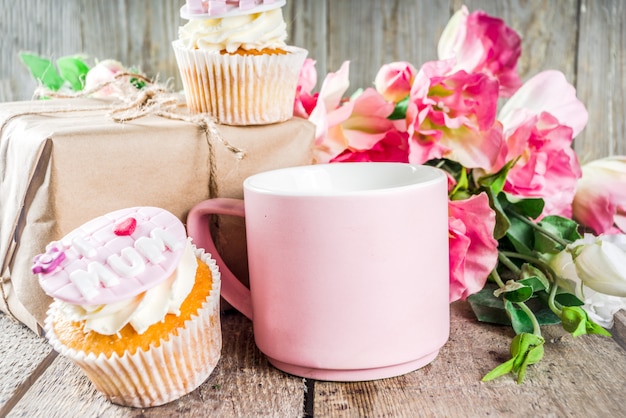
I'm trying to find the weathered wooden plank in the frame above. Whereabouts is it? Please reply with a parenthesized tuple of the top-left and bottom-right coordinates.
(0, 0, 184, 102)
(0, 313, 55, 417)
(8, 312, 305, 418)
(313, 301, 626, 417)
(326, 0, 450, 94)
(1, 0, 625, 162)
(613, 310, 626, 351)
(575, 0, 626, 162)
(455, 0, 579, 83)
(284, 0, 328, 82)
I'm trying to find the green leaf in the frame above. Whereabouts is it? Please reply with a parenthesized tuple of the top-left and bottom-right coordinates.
(503, 286, 534, 303)
(497, 193, 545, 220)
(477, 159, 517, 195)
(554, 292, 584, 307)
(506, 216, 534, 256)
(19, 52, 65, 91)
(467, 285, 510, 326)
(56, 55, 89, 91)
(539, 215, 582, 242)
(507, 196, 545, 220)
(450, 168, 469, 200)
(519, 277, 547, 293)
(533, 304, 561, 325)
(505, 300, 534, 334)
(485, 188, 510, 240)
(520, 264, 549, 291)
(129, 76, 146, 90)
(494, 281, 533, 303)
(586, 321, 612, 337)
(388, 96, 409, 120)
(482, 357, 515, 382)
(469, 283, 561, 327)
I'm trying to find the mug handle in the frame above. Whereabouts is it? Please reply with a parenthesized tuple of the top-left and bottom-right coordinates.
(187, 198, 253, 319)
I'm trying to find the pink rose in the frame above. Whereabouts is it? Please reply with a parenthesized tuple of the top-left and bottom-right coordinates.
(319, 88, 397, 162)
(303, 61, 402, 162)
(499, 70, 588, 139)
(502, 111, 581, 217)
(448, 192, 499, 302)
(330, 130, 409, 163)
(406, 60, 504, 170)
(374, 61, 417, 103)
(84, 59, 127, 98)
(293, 58, 319, 118)
(438, 5, 522, 97)
(498, 71, 587, 217)
(572, 156, 626, 234)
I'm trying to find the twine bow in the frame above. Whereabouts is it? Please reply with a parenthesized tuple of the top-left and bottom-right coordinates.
(33, 72, 246, 159)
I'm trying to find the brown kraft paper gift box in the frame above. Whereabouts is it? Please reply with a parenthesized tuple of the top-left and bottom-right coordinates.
(0, 98, 315, 334)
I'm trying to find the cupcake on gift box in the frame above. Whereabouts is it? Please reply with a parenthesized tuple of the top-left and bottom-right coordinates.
(172, 0, 308, 125)
(34, 207, 221, 408)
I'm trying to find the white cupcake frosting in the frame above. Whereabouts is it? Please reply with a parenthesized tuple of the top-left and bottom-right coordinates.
(179, 8, 287, 52)
(57, 239, 198, 335)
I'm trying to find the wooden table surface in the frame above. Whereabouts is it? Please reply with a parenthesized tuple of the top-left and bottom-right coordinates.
(1, 302, 625, 418)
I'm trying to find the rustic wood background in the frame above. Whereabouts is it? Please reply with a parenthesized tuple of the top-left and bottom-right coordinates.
(1, 0, 624, 162)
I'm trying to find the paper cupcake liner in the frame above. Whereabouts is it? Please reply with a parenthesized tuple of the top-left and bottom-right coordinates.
(173, 41, 308, 125)
(44, 246, 222, 408)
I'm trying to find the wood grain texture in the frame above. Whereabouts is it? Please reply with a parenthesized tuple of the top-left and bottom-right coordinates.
(0, 0, 184, 102)
(1, 0, 624, 160)
(613, 310, 626, 351)
(576, 0, 626, 162)
(0, 313, 54, 417)
(8, 312, 305, 418)
(454, 0, 579, 82)
(313, 302, 626, 417)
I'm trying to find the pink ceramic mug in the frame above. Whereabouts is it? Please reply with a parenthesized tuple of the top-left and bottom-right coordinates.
(187, 162, 450, 381)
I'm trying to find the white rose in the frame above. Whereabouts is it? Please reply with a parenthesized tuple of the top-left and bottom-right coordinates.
(547, 246, 626, 328)
(567, 233, 626, 297)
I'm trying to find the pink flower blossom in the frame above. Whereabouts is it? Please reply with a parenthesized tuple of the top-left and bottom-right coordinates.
(293, 58, 319, 118)
(437, 5, 522, 97)
(406, 60, 504, 170)
(84, 59, 127, 98)
(448, 192, 499, 302)
(498, 71, 587, 217)
(374, 61, 417, 103)
(572, 156, 626, 234)
(502, 111, 581, 217)
(300, 61, 401, 162)
(319, 88, 398, 162)
(499, 70, 588, 138)
(330, 130, 409, 163)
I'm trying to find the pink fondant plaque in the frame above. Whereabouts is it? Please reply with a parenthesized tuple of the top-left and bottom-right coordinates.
(35, 207, 187, 305)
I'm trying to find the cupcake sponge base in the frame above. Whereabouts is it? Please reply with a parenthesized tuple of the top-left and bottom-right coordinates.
(44, 248, 222, 408)
(173, 41, 308, 125)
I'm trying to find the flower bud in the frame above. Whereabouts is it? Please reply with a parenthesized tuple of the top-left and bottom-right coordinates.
(374, 61, 416, 103)
(560, 306, 588, 337)
(546, 249, 626, 328)
(567, 234, 626, 297)
(572, 156, 626, 234)
(84, 59, 127, 98)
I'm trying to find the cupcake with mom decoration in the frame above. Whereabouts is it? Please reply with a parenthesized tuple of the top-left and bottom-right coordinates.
(34, 206, 221, 408)
(172, 0, 308, 125)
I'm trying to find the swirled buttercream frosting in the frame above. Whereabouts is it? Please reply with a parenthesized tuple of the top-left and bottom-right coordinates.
(178, 8, 287, 52)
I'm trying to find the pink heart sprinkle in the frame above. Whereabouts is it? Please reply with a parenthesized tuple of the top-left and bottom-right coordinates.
(114, 217, 137, 236)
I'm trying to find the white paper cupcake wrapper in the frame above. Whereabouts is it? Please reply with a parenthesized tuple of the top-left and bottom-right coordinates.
(173, 41, 308, 125)
(44, 246, 222, 408)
